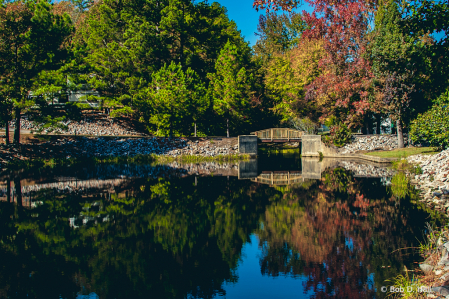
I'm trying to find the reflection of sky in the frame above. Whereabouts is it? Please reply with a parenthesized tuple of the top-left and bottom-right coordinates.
(217, 234, 314, 299)
(76, 293, 99, 299)
(345, 237, 355, 253)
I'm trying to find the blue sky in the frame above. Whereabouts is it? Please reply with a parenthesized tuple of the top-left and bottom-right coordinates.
(214, 0, 263, 46)
(215, 0, 446, 47)
(214, 0, 313, 47)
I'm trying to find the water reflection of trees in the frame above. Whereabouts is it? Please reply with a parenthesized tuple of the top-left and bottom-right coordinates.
(0, 176, 277, 299)
(0, 167, 440, 299)
(256, 167, 435, 299)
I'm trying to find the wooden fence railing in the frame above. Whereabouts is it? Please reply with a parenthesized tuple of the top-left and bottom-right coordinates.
(250, 128, 305, 141)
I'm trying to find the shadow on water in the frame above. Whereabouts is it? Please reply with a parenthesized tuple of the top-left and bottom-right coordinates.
(0, 152, 445, 298)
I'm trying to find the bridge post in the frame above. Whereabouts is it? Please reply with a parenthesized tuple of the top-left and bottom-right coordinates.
(270, 129, 273, 141)
(301, 135, 322, 157)
(238, 135, 258, 155)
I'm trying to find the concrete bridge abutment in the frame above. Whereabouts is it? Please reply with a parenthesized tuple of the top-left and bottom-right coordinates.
(238, 135, 258, 155)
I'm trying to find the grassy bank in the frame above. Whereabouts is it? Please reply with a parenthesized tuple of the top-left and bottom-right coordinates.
(155, 153, 250, 164)
(94, 153, 250, 164)
(364, 147, 439, 159)
(383, 156, 449, 298)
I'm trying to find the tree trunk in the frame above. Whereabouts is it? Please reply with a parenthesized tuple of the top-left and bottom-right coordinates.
(366, 122, 370, 135)
(226, 118, 229, 138)
(13, 108, 21, 145)
(397, 119, 404, 148)
(194, 122, 197, 137)
(6, 179, 11, 203)
(14, 178, 22, 207)
(5, 123, 9, 144)
(376, 115, 381, 134)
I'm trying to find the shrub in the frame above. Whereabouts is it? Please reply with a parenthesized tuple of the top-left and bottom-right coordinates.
(410, 104, 449, 150)
(329, 123, 352, 147)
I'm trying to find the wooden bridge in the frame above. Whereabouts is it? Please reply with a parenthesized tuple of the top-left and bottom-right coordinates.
(251, 171, 304, 186)
(250, 128, 305, 142)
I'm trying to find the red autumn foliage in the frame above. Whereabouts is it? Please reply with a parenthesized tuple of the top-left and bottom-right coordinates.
(303, 0, 374, 127)
(253, 0, 375, 128)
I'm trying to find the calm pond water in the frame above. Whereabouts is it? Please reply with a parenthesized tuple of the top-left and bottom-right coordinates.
(0, 151, 441, 299)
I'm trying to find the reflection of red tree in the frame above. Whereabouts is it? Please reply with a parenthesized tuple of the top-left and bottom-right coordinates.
(303, 246, 376, 299)
(258, 169, 405, 298)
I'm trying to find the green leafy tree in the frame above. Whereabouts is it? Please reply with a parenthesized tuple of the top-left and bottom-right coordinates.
(404, 0, 449, 96)
(138, 62, 206, 137)
(76, 0, 251, 135)
(253, 11, 306, 66)
(265, 38, 325, 123)
(0, 0, 73, 144)
(159, 0, 196, 68)
(78, 0, 167, 116)
(410, 91, 449, 150)
(208, 41, 252, 138)
(370, 0, 427, 148)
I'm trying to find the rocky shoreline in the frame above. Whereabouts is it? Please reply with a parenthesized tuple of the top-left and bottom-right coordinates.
(0, 136, 240, 170)
(400, 149, 449, 298)
(9, 114, 144, 136)
(341, 134, 406, 154)
(407, 149, 449, 214)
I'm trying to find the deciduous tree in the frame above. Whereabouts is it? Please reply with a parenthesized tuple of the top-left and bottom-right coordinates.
(254, 12, 307, 65)
(370, 0, 427, 147)
(265, 38, 325, 122)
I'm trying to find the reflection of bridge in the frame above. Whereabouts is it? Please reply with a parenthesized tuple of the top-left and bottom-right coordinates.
(250, 128, 304, 142)
(251, 171, 304, 186)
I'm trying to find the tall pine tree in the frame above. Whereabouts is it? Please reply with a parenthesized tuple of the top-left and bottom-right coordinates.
(208, 41, 251, 138)
(0, 0, 73, 144)
(137, 62, 206, 137)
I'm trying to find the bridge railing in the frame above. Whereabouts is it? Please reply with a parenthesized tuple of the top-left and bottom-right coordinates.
(252, 171, 303, 185)
(250, 128, 304, 141)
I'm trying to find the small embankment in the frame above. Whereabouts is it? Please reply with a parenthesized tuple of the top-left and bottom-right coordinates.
(0, 137, 242, 170)
(383, 149, 449, 298)
(341, 134, 404, 154)
(318, 135, 433, 164)
(407, 149, 449, 208)
(8, 113, 145, 136)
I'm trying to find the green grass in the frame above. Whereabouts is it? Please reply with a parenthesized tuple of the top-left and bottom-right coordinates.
(92, 154, 158, 164)
(364, 147, 440, 158)
(385, 269, 427, 299)
(95, 153, 250, 164)
(156, 153, 250, 164)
